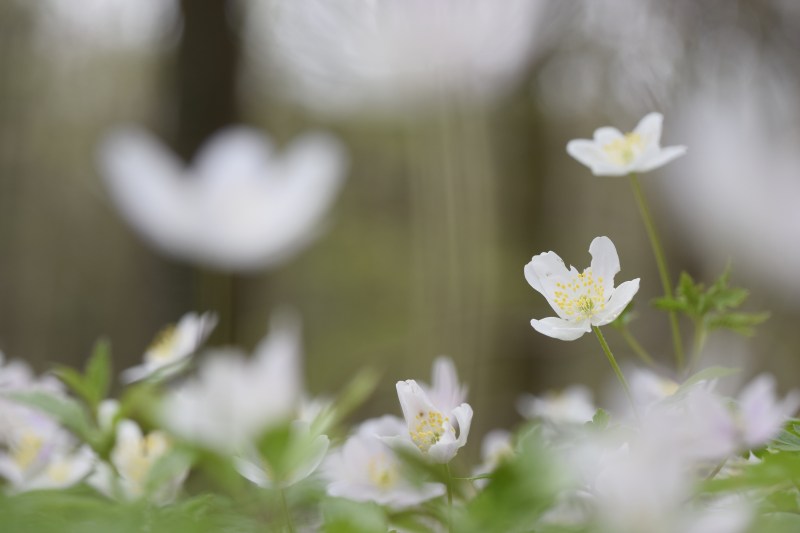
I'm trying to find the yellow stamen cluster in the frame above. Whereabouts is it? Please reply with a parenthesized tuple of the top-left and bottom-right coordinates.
(367, 453, 398, 489)
(46, 460, 72, 484)
(121, 432, 169, 485)
(553, 270, 606, 318)
(146, 325, 178, 363)
(603, 132, 644, 166)
(410, 410, 448, 453)
(11, 431, 44, 471)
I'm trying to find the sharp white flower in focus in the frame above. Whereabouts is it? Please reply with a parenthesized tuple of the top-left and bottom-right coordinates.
(566, 112, 686, 176)
(257, 0, 548, 115)
(99, 126, 347, 271)
(160, 313, 302, 453)
(395, 379, 472, 464)
(120, 311, 217, 384)
(524, 236, 640, 341)
(324, 415, 444, 508)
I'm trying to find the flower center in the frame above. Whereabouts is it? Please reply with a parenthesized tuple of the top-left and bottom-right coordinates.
(603, 132, 644, 166)
(11, 430, 44, 471)
(146, 325, 178, 363)
(46, 460, 73, 484)
(553, 270, 606, 319)
(367, 453, 398, 489)
(410, 410, 449, 453)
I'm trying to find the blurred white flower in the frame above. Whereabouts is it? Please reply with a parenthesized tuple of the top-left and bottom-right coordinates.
(524, 236, 640, 341)
(99, 126, 347, 271)
(234, 419, 329, 489)
(121, 311, 217, 384)
(91, 419, 185, 502)
(325, 415, 444, 508)
(256, 0, 549, 115)
(160, 312, 302, 453)
(566, 112, 686, 176)
(472, 429, 513, 488)
(395, 379, 472, 464)
(628, 368, 681, 409)
(0, 409, 93, 493)
(420, 357, 467, 416)
(517, 385, 596, 425)
(662, 72, 800, 299)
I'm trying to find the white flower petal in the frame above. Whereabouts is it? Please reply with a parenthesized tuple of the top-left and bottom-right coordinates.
(593, 127, 624, 145)
(530, 317, 591, 341)
(566, 140, 609, 171)
(592, 279, 640, 326)
(588, 236, 620, 292)
(637, 145, 687, 173)
(524, 251, 576, 320)
(633, 112, 664, 148)
(428, 356, 467, 414)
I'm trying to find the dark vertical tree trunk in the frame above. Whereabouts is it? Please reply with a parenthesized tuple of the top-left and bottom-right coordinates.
(175, 0, 242, 343)
(175, 0, 240, 159)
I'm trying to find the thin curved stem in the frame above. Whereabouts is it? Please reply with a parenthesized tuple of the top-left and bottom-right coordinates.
(444, 462, 454, 532)
(619, 326, 657, 368)
(628, 174, 685, 372)
(593, 326, 637, 417)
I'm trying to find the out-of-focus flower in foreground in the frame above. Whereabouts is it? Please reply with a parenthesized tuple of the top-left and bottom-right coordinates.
(566, 112, 686, 176)
(91, 419, 185, 502)
(525, 236, 640, 341)
(160, 313, 302, 453)
(517, 385, 596, 425)
(99, 126, 347, 271)
(120, 311, 217, 384)
(258, 0, 548, 115)
(325, 415, 445, 508)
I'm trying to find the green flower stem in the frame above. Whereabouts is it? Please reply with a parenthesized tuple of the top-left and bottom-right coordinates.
(593, 326, 637, 416)
(619, 326, 657, 368)
(689, 320, 708, 374)
(280, 489, 295, 533)
(444, 462, 454, 532)
(628, 174, 685, 372)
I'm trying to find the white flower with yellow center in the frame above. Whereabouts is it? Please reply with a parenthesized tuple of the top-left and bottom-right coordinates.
(525, 236, 640, 341)
(566, 112, 686, 176)
(324, 415, 444, 508)
(395, 380, 472, 464)
(121, 311, 217, 384)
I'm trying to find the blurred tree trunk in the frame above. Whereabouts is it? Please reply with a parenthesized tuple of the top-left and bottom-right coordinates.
(175, 0, 242, 344)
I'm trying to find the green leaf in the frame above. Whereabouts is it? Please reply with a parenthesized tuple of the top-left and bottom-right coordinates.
(772, 430, 800, 452)
(7, 391, 96, 445)
(585, 408, 610, 431)
(323, 499, 388, 533)
(146, 447, 195, 493)
(85, 339, 112, 405)
(675, 366, 740, 394)
(706, 311, 770, 336)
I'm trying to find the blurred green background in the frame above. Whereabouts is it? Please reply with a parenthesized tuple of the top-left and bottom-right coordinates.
(2, 0, 800, 451)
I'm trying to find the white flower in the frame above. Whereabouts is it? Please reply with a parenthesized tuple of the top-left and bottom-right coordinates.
(395, 379, 472, 464)
(472, 429, 513, 489)
(256, 0, 548, 115)
(517, 385, 596, 425)
(234, 419, 329, 489)
(91, 419, 185, 502)
(325, 415, 444, 508)
(566, 112, 686, 176)
(524, 236, 640, 341)
(0, 410, 93, 493)
(99, 126, 347, 271)
(421, 356, 467, 416)
(120, 311, 217, 384)
(160, 313, 302, 453)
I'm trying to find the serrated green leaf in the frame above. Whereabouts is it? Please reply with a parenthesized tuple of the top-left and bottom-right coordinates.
(772, 430, 800, 452)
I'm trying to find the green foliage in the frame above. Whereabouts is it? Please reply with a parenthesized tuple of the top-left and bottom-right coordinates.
(654, 267, 768, 336)
(585, 408, 610, 431)
(322, 499, 388, 533)
(52, 339, 112, 411)
(7, 390, 99, 448)
(456, 427, 563, 533)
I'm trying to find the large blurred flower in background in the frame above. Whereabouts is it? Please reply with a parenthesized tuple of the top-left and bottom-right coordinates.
(99, 126, 347, 271)
(661, 67, 800, 300)
(255, 0, 550, 115)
